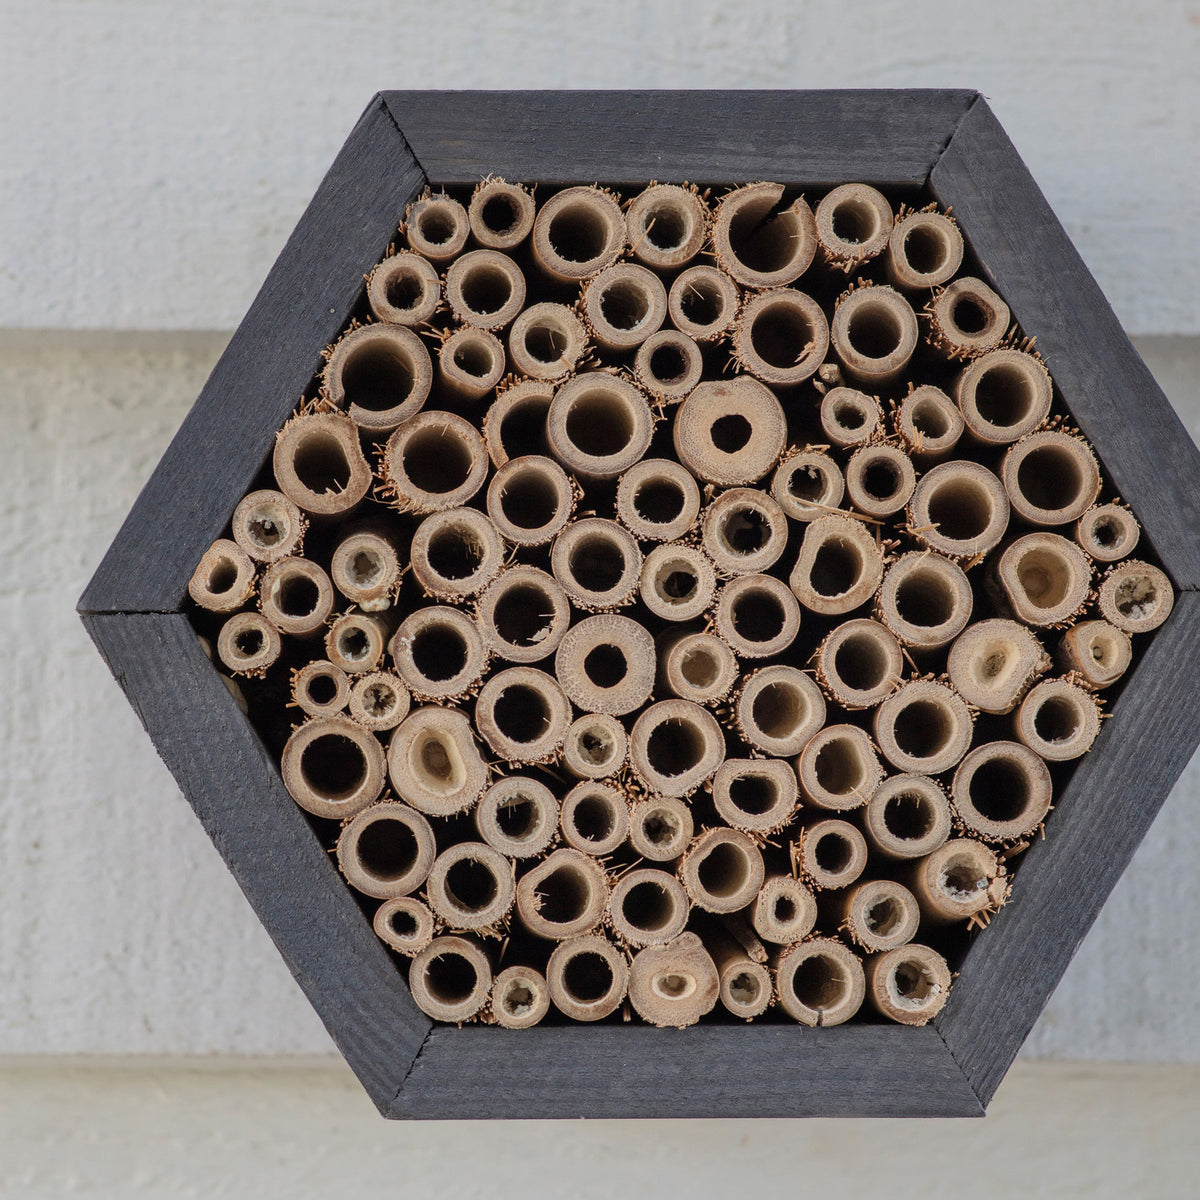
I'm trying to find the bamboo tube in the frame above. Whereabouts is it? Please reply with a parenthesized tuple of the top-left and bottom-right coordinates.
(788, 514, 884, 617)
(259, 556, 334, 637)
(719, 913, 769, 964)
(425, 841, 516, 931)
(486, 454, 575, 547)
(482, 378, 554, 467)
(908, 838, 1001, 924)
(385, 706, 489, 817)
(886, 210, 964, 290)
(516, 849, 609, 940)
(673, 376, 787, 486)
(609, 868, 691, 947)
(814, 183, 893, 268)
(468, 178, 536, 250)
(732, 287, 830, 385)
(337, 801, 436, 899)
(751, 874, 818, 944)
(292, 660, 350, 719)
(408, 936, 491, 1023)
(582, 262, 668, 351)
(658, 631, 739, 705)
(734, 664, 827, 756)
(906, 460, 1010, 561)
(634, 329, 703, 402)
(1098, 560, 1174, 633)
(532, 186, 627, 283)
(628, 797, 694, 862)
(667, 265, 740, 342)
(554, 613, 656, 715)
(231, 490, 306, 564)
(772, 448, 846, 521)
(491, 966, 551, 1029)
(405, 193, 470, 263)
(711, 758, 799, 834)
(507, 303, 588, 382)
(796, 725, 883, 811)
(437, 327, 505, 402)
(280, 714, 387, 819)
(813, 618, 903, 709)
(1057, 620, 1132, 689)
(445, 249, 527, 330)
(874, 679, 974, 775)
(628, 934, 720, 1028)
(864, 774, 952, 860)
(546, 934, 629, 1021)
(774, 938, 865, 1027)
(324, 324, 432, 434)
(927, 277, 1010, 358)
(1001, 430, 1102, 526)
(330, 530, 400, 612)
(615, 457, 702, 542)
(1076, 502, 1140, 563)
(189, 539, 256, 612)
(952, 740, 1053, 841)
(894, 385, 964, 461)
(1016, 677, 1102, 761)
(629, 699, 725, 797)
(626, 183, 709, 270)
(844, 443, 917, 518)
(830, 285, 919, 387)
(474, 776, 559, 859)
(373, 896, 435, 958)
(381, 410, 489, 513)
(409, 507, 505, 601)
(701, 488, 789, 576)
(216, 611, 280, 676)
(955, 348, 1053, 444)
(559, 781, 629, 856)
(876, 551, 973, 650)
(325, 612, 390, 674)
(839, 880, 920, 952)
(273, 412, 373, 517)
(474, 666, 572, 765)
(639, 544, 717, 623)
(794, 819, 869, 889)
(551, 518, 642, 609)
(866, 944, 952, 1025)
(714, 573, 803, 659)
(947, 618, 1049, 714)
(562, 712, 628, 779)
(547, 373, 654, 481)
(993, 532, 1092, 626)
(389, 606, 488, 702)
(705, 922, 773, 1020)
(679, 828, 765, 913)
(712, 183, 816, 288)
(366, 251, 441, 326)
(819, 387, 882, 448)
(347, 670, 410, 732)
(476, 565, 572, 664)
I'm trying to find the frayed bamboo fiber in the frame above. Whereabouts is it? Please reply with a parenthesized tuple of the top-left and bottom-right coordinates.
(815, 183, 892, 268)
(907, 838, 1001, 924)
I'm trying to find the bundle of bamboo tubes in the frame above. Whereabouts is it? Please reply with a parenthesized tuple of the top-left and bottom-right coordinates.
(188, 174, 1174, 1030)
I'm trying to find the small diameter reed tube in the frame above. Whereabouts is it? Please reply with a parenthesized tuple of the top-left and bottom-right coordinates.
(409, 507, 504, 601)
(231, 490, 305, 564)
(955, 349, 1053, 445)
(474, 666, 572, 765)
(734, 664, 827, 756)
(491, 966, 551, 1030)
(629, 699, 725, 797)
(1098, 560, 1174, 633)
(486, 454, 575, 547)
(952, 740, 1053, 842)
(582, 263, 668, 351)
(292, 660, 350, 719)
(562, 712, 628, 779)
(876, 551, 973, 650)
(323, 324, 431, 434)
(634, 330, 703, 402)
(947, 618, 1049, 713)
(993, 533, 1092, 627)
(516, 848, 609, 940)
(444, 250, 526, 330)
(712, 183, 816, 288)
(628, 796, 694, 863)
(795, 819, 869, 890)
(476, 565, 572, 664)
(347, 671, 410, 732)
(336, 801, 436, 899)
(714, 574, 802, 659)
(774, 938, 866, 1027)
(468, 178, 536, 250)
(814, 183, 893, 269)
(673, 377, 787, 486)
(814, 618, 904, 709)
(408, 936, 491, 1023)
(844, 443, 917, 518)
(789, 515, 884, 617)
(389, 606, 488, 702)
(705, 922, 773, 1020)
(864, 774, 953, 860)
(679, 828, 766, 914)
(796, 725, 883, 811)
(667, 265, 741, 342)
(546, 935, 629, 1022)
(532, 186, 627, 283)
(380, 410, 489, 513)
(405, 193, 470, 263)
(819, 387, 882, 448)
(474, 776, 559, 859)
(483, 379, 554, 467)
(609, 868, 691, 947)
(507, 303, 588, 382)
(626, 183, 709, 270)
(325, 612, 389, 674)
(839, 880, 921, 953)
(560, 781, 629, 856)
(926, 277, 1010, 358)
(280, 715, 387, 820)
(547, 373, 654, 481)
(751, 875, 818, 945)
(894, 386, 964, 461)
(425, 841, 516, 931)
(658, 631, 740, 705)
(907, 838, 1001, 924)
(874, 679, 974, 776)
(886, 210, 964, 290)
(385, 706, 489, 817)
(437, 327, 505, 402)
(554, 613, 656, 715)
(1016, 677, 1102, 761)
(615, 457, 702, 542)
(701, 488, 789, 576)
(551, 518, 643, 610)
(1058, 620, 1132, 689)
(906, 460, 1010, 561)
(640, 545, 717, 623)
(732, 287, 830, 386)
(1001, 430, 1102, 526)
(772, 448, 845, 521)
(628, 933, 720, 1028)
(373, 897, 435, 958)
(866, 945, 952, 1025)
(830, 285, 919, 388)
(711, 758, 799, 835)
(217, 612, 281, 676)
(274, 412, 373, 517)
(1077, 503, 1140, 563)
(330, 530, 400, 611)
(189, 539, 256, 612)
(259, 557, 334, 637)
(366, 251, 441, 326)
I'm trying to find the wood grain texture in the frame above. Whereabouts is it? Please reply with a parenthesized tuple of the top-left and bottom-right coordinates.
(936, 591, 1200, 1105)
(81, 611, 430, 1112)
(931, 97, 1200, 589)
(382, 90, 977, 188)
(78, 97, 426, 615)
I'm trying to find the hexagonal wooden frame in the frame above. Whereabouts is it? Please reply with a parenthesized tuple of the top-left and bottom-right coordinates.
(79, 90, 1200, 1119)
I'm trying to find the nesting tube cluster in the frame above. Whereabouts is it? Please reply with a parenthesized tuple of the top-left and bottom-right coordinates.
(189, 174, 1173, 1032)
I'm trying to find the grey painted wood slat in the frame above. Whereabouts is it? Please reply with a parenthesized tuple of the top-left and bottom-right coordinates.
(81, 611, 430, 1112)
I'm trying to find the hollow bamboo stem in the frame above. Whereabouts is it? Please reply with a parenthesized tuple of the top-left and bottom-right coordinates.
(774, 938, 866, 1027)
(425, 841, 516, 931)
(259, 556, 334, 637)
(474, 776, 560, 860)
(408, 936, 492, 1023)
(189, 539, 256, 613)
(337, 801, 437, 900)
(474, 666, 572, 766)
(628, 933, 721, 1028)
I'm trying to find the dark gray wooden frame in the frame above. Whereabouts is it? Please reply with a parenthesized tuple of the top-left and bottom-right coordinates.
(79, 90, 1200, 1119)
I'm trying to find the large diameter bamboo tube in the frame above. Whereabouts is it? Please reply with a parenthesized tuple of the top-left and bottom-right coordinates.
(347, 670, 410, 733)
(955, 348, 1053, 444)
(667, 265, 740, 342)
(626, 183, 709, 270)
(445, 249, 526, 330)
(516, 848, 609, 940)
(839, 880, 921, 953)
(491, 966, 551, 1030)
(1016, 677, 1102, 761)
(272, 412, 372, 516)
(546, 935, 629, 1022)
(189, 539, 256, 612)
(704, 921, 773, 1020)
(405, 193, 470, 263)
(814, 618, 903, 710)
(732, 288, 829, 385)
(474, 666, 572, 765)
(560, 781, 629, 856)
(562, 712, 628, 780)
(1076, 502, 1140, 563)
(864, 774, 952, 860)
(844, 444, 917, 519)
(628, 934, 720, 1028)
(886, 210, 964, 290)
(1098, 560, 1174, 633)
(389, 606, 489, 702)
(630, 699, 725, 797)
(819, 387, 882, 448)
(259, 556, 334, 637)
(615, 457, 702, 543)
(532, 186, 627, 283)
(673, 377, 787, 486)
(908, 838, 1003, 924)
(795, 819, 869, 890)
(814, 183, 893, 269)
(640, 544, 717, 623)
(292, 660, 350, 719)
(486, 454, 575, 547)
(551, 518, 643, 610)
(658, 631, 739, 705)
(581, 263, 668, 351)
(830, 284, 919, 388)
(474, 776, 559, 859)
(711, 758, 799, 834)
(366, 251, 440, 326)
(323, 324, 431, 434)
(876, 552, 973, 650)
(1058, 620, 1132, 689)
(482, 378, 554, 467)
(628, 796, 694, 863)
(336, 801, 436, 899)
(906, 460, 1010, 562)
(425, 841, 516, 931)
(927, 276, 1010, 358)
(325, 612, 390, 674)
(947, 618, 1050, 713)
(437, 327, 505, 402)
(547, 373, 654, 481)
(789, 514, 883, 616)
(993, 532, 1092, 627)
(231, 490, 306, 564)
(373, 896, 435, 958)
(894, 385, 964, 461)
(701, 488, 788, 576)
(679, 828, 765, 913)
(408, 936, 491, 1023)
(554, 613, 656, 715)
(796, 724, 883, 811)
(1001, 430, 1102, 526)
(386, 706, 489, 817)
(952, 741, 1053, 841)
(712, 183, 816, 288)
(330, 529, 400, 612)
(751, 875, 818, 945)
(468, 178, 535, 250)
(634, 330, 703, 402)
(609, 868, 691, 947)
(476, 565, 572, 664)
(714, 573, 802, 658)
(866, 945, 952, 1025)
(507, 303, 588, 382)
(281, 715, 387, 820)
(772, 448, 845, 521)
(734, 664, 826, 756)
(409, 507, 505, 601)
(874, 679, 974, 775)
(774, 938, 866, 1027)
(380, 410, 489, 513)
(216, 611, 281, 676)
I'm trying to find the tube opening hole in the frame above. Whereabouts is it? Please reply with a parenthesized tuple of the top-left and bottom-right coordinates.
(903, 225, 949, 275)
(645, 203, 688, 250)
(710, 413, 752, 454)
(234, 628, 263, 658)
(569, 535, 626, 593)
(728, 201, 799, 273)
(402, 429, 474, 494)
(427, 525, 484, 581)
(634, 478, 685, 524)
(571, 794, 617, 843)
(410, 730, 466, 794)
(834, 634, 888, 691)
(862, 459, 901, 500)
(884, 793, 935, 840)
(356, 818, 418, 882)
(728, 773, 778, 816)
(207, 560, 238, 594)
(895, 571, 955, 627)
(384, 268, 424, 312)
(294, 432, 351, 495)
(730, 971, 761, 1005)
(719, 505, 771, 555)
(583, 643, 627, 689)
(1017, 447, 1083, 511)
(814, 740, 864, 796)
(1033, 695, 1082, 745)
(565, 391, 635, 457)
(847, 304, 902, 359)
(306, 673, 338, 706)
(968, 757, 1031, 822)
(444, 856, 499, 912)
(493, 583, 556, 648)
(645, 719, 705, 778)
(548, 204, 608, 264)
(680, 647, 718, 689)
(648, 343, 687, 383)
(928, 480, 991, 540)
(814, 832, 853, 874)
(831, 199, 876, 244)
(277, 574, 319, 617)
(492, 684, 551, 743)
(496, 794, 539, 840)
(791, 954, 848, 1010)
(1016, 548, 1072, 609)
(752, 683, 805, 739)
(523, 320, 567, 365)
(424, 952, 479, 1004)
(622, 880, 674, 931)
(501, 470, 559, 530)
(342, 343, 415, 412)
(974, 363, 1035, 427)
(301, 734, 366, 801)
(730, 588, 786, 642)
(865, 897, 902, 936)
(599, 280, 651, 331)
(894, 961, 935, 1002)
(461, 265, 513, 316)
(562, 952, 613, 1003)
(642, 809, 679, 847)
(452, 338, 496, 379)
(911, 399, 950, 438)
(481, 194, 519, 235)
(892, 699, 953, 759)
(750, 303, 813, 369)
(416, 207, 456, 247)
(362, 681, 399, 719)
(337, 626, 370, 662)
(497, 396, 551, 459)
(680, 279, 723, 327)
(577, 725, 615, 767)
(811, 539, 862, 597)
(697, 842, 751, 899)
(951, 296, 988, 334)
(411, 624, 468, 682)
